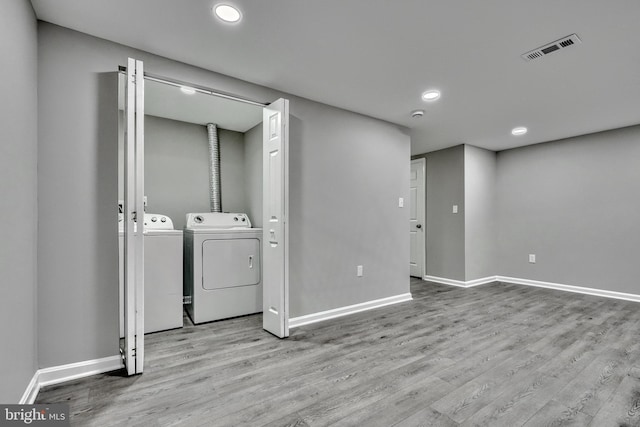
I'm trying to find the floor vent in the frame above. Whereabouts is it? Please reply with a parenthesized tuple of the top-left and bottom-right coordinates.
(521, 34, 581, 61)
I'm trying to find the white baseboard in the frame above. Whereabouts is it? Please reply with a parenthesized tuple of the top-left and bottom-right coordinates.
(20, 355, 123, 404)
(424, 275, 497, 288)
(423, 273, 640, 303)
(496, 276, 640, 303)
(19, 371, 40, 405)
(289, 293, 413, 329)
(19, 277, 638, 402)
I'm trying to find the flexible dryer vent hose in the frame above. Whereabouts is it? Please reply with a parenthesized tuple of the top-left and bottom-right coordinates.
(207, 123, 222, 213)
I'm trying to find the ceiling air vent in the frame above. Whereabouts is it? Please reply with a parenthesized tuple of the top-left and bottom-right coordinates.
(521, 34, 581, 61)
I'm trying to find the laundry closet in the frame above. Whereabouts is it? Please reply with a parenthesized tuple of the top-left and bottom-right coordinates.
(117, 75, 266, 337)
(118, 59, 290, 375)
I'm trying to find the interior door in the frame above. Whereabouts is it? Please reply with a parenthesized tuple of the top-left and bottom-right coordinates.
(122, 57, 145, 374)
(410, 158, 425, 278)
(262, 98, 289, 338)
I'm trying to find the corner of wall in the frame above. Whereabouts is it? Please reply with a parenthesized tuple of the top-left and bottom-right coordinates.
(463, 145, 497, 281)
(423, 145, 466, 281)
(0, 0, 39, 403)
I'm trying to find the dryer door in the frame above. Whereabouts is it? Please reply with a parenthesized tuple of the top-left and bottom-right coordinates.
(202, 238, 261, 290)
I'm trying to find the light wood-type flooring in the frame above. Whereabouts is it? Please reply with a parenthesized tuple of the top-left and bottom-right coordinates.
(37, 278, 640, 426)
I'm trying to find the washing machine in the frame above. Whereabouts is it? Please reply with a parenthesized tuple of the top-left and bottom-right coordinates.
(119, 213, 183, 336)
(183, 212, 262, 324)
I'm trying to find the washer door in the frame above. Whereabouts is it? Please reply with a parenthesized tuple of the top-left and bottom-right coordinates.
(202, 238, 261, 290)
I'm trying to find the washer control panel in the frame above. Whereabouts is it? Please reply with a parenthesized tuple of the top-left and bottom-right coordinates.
(144, 213, 174, 230)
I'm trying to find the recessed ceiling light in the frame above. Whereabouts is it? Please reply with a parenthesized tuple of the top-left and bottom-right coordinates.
(511, 126, 528, 136)
(411, 110, 425, 118)
(180, 86, 196, 95)
(421, 90, 441, 102)
(214, 4, 242, 23)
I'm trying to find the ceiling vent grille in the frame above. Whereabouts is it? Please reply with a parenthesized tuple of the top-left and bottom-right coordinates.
(521, 34, 581, 61)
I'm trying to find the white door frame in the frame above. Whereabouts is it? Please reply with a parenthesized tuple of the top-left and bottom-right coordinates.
(120, 69, 291, 354)
(410, 158, 426, 278)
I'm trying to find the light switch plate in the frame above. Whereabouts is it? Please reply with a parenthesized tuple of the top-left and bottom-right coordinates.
(452, 205, 458, 214)
(398, 198, 404, 208)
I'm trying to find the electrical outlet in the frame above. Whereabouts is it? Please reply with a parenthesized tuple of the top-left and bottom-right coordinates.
(357, 265, 363, 277)
(529, 254, 536, 263)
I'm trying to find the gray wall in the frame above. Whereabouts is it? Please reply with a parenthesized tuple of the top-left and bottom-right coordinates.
(218, 129, 247, 215)
(414, 145, 466, 281)
(464, 145, 496, 280)
(0, 0, 38, 402)
(144, 116, 246, 229)
(38, 25, 120, 368)
(288, 100, 411, 317)
(497, 125, 640, 294)
(243, 123, 263, 228)
(37, 23, 410, 367)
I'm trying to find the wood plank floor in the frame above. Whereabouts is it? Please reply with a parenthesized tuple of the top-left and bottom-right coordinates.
(37, 278, 640, 426)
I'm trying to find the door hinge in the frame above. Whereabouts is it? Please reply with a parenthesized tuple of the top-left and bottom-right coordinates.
(183, 295, 192, 304)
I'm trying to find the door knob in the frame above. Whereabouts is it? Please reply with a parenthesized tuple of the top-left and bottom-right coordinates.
(416, 224, 422, 229)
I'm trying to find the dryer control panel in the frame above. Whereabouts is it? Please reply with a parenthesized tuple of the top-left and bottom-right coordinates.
(186, 212, 252, 229)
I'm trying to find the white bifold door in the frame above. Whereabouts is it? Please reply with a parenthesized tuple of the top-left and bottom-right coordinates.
(122, 57, 145, 375)
(262, 99, 290, 338)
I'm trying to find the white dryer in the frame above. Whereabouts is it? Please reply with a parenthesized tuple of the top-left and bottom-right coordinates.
(184, 213, 262, 324)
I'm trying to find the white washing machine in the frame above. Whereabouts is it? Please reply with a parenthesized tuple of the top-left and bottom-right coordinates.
(184, 212, 262, 324)
(119, 213, 183, 336)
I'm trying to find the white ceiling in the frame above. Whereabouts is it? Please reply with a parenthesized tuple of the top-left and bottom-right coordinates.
(145, 79, 263, 132)
(31, 0, 640, 154)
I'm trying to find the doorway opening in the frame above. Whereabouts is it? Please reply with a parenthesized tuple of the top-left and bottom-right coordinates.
(117, 60, 289, 375)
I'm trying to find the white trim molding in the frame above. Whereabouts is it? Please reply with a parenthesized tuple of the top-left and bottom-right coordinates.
(20, 355, 123, 404)
(424, 274, 640, 303)
(496, 276, 640, 303)
(424, 275, 497, 288)
(19, 371, 40, 405)
(289, 293, 413, 329)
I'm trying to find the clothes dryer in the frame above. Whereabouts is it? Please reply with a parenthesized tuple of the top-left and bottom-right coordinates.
(183, 213, 262, 324)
